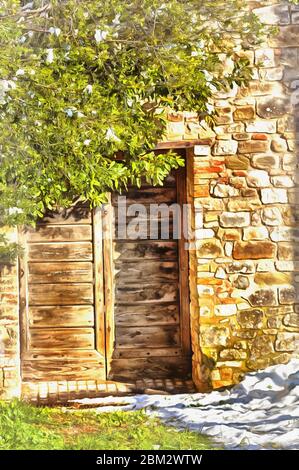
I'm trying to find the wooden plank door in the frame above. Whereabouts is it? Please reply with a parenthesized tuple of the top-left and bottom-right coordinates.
(108, 167, 191, 381)
(19, 205, 106, 382)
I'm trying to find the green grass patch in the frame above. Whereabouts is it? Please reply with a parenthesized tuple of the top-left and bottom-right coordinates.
(0, 400, 217, 450)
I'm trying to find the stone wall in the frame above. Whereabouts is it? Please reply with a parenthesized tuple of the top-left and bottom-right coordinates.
(0, 228, 20, 399)
(182, 1, 299, 389)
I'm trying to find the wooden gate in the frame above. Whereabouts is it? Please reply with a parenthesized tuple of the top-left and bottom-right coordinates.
(19, 167, 191, 394)
(19, 206, 106, 382)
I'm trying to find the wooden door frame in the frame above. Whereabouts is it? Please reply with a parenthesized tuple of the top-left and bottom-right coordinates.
(176, 164, 191, 356)
(99, 150, 192, 373)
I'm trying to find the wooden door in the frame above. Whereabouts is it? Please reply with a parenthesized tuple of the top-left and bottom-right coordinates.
(108, 167, 191, 381)
(19, 206, 106, 382)
(19, 170, 191, 386)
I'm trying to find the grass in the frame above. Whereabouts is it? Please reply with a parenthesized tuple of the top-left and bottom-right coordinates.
(0, 400, 217, 450)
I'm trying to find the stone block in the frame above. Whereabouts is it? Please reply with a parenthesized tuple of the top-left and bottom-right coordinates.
(237, 309, 264, 329)
(195, 228, 215, 239)
(257, 96, 291, 119)
(196, 239, 223, 258)
(276, 261, 298, 272)
(247, 170, 270, 188)
(261, 188, 288, 204)
(227, 198, 261, 211)
(271, 176, 294, 188)
(233, 132, 250, 141)
(278, 286, 297, 305)
(225, 155, 249, 170)
(255, 271, 291, 286)
(212, 183, 239, 198)
(253, 5, 290, 25)
(233, 106, 255, 121)
(238, 140, 269, 154)
(219, 349, 247, 360)
(243, 226, 268, 240)
(277, 243, 293, 261)
(215, 304, 237, 316)
(270, 227, 299, 242)
(275, 332, 299, 352)
(283, 314, 299, 328)
(270, 26, 299, 47)
(259, 67, 284, 81)
(213, 140, 238, 155)
(271, 137, 288, 152)
(234, 275, 250, 289)
(248, 289, 277, 307)
(194, 145, 211, 156)
(226, 260, 255, 274)
(215, 267, 226, 280)
(250, 335, 275, 359)
(257, 260, 275, 272)
(220, 211, 250, 228)
(255, 48, 276, 67)
(200, 325, 230, 347)
(233, 241, 276, 260)
(246, 121, 276, 133)
(261, 207, 282, 226)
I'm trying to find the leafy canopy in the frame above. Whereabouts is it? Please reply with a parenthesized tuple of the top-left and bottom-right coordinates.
(0, 0, 266, 233)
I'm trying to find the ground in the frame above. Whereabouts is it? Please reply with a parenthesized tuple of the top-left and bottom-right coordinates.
(0, 360, 298, 450)
(0, 401, 216, 450)
(66, 360, 299, 450)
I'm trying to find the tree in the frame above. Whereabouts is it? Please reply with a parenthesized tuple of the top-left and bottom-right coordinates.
(0, 0, 266, 238)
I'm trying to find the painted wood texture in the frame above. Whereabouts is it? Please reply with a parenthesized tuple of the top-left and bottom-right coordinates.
(20, 206, 106, 383)
(109, 170, 191, 381)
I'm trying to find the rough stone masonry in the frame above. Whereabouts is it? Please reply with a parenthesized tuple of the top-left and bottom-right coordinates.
(1, 0, 299, 398)
(165, 0, 299, 390)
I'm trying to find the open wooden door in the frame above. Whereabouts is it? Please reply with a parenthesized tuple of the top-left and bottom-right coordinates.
(19, 205, 106, 382)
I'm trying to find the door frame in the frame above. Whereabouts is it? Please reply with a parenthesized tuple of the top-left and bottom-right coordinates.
(97, 154, 191, 376)
(176, 165, 191, 355)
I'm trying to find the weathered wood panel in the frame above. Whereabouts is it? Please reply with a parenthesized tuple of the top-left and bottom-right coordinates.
(22, 351, 105, 381)
(28, 242, 93, 262)
(29, 283, 94, 305)
(28, 306, 94, 327)
(41, 206, 92, 225)
(112, 187, 176, 204)
(108, 356, 191, 380)
(28, 262, 93, 284)
(27, 225, 92, 242)
(114, 241, 177, 261)
(112, 347, 182, 358)
(114, 220, 175, 240)
(114, 261, 178, 284)
(115, 325, 180, 349)
(29, 328, 95, 350)
(115, 303, 179, 326)
(115, 283, 178, 303)
(20, 203, 107, 385)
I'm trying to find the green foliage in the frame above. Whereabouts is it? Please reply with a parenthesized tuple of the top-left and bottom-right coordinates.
(0, 0, 267, 231)
(0, 399, 217, 450)
(0, 233, 20, 263)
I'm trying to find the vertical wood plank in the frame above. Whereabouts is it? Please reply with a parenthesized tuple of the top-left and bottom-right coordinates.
(102, 195, 115, 374)
(93, 208, 106, 358)
(176, 162, 191, 355)
(18, 228, 29, 356)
